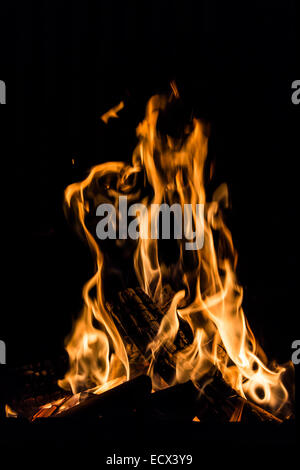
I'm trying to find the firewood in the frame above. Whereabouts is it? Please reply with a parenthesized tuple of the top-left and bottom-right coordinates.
(3, 287, 283, 423)
(142, 380, 200, 421)
(142, 372, 282, 423)
(53, 374, 152, 419)
(144, 371, 281, 423)
(106, 287, 193, 382)
(107, 288, 282, 422)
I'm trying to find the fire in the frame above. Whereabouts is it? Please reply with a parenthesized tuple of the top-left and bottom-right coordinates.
(5, 404, 18, 418)
(60, 87, 292, 418)
(101, 100, 124, 124)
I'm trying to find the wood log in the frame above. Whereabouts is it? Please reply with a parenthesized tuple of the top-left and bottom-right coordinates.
(53, 374, 152, 419)
(194, 370, 282, 423)
(107, 288, 282, 423)
(3, 287, 283, 423)
(141, 371, 282, 423)
(106, 287, 193, 382)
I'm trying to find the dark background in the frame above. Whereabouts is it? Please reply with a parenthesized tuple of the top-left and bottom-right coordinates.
(0, 1, 299, 376)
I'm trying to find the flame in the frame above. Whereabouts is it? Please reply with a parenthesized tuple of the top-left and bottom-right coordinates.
(5, 404, 18, 418)
(170, 80, 180, 98)
(60, 90, 292, 417)
(59, 161, 130, 393)
(229, 400, 245, 422)
(101, 101, 124, 124)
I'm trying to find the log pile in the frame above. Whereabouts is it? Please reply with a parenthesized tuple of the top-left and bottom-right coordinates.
(1, 287, 284, 423)
(107, 287, 282, 422)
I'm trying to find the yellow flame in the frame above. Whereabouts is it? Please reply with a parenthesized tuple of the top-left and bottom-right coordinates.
(61, 94, 292, 417)
(5, 404, 18, 418)
(101, 101, 124, 124)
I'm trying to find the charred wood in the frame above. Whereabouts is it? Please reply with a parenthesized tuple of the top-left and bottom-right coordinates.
(106, 287, 193, 381)
(53, 374, 152, 419)
(142, 371, 282, 423)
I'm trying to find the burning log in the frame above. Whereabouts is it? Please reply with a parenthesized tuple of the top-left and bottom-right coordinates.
(106, 287, 193, 381)
(107, 287, 282, 422)
(193, 371, 283, 423)
(2, 287, 284, 423)
(142, 372, 282, 423)
(53, 374, 151, 419)
(50, 372, 280, 422)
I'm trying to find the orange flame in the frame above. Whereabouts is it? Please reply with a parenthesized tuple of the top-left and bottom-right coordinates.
(5, 404, 18, 418)
(60, 91, 293, 417)
(101, 101, 124, 124)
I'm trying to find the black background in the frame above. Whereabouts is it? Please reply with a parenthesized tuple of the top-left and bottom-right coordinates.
(0, 0, 299, 453)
